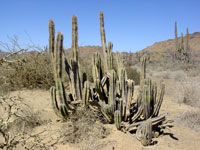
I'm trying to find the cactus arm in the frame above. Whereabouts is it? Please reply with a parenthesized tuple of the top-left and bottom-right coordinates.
(153, 82, 165, 117)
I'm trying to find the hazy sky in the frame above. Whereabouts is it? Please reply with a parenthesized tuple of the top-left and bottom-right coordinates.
(0, 0, 199, 52)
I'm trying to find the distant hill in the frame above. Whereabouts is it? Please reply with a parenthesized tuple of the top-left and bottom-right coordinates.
(137, 32, 200, 62)
(1, 32, 200, 63)
(65, 46, 103, 59)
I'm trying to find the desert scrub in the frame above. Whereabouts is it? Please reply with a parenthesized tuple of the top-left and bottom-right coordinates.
(125, 66, 140, 85)
(176, 109, 200, 131)
(4, 51, 54, 90)
(0, 95, 44, 149)
(175, 77, 200, 107)
(60, 109, 109, 144)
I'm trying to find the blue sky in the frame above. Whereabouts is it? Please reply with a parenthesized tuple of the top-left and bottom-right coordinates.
(0, 0, 199, 52)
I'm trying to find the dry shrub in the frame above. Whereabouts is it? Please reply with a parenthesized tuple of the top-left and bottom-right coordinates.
(153, 70, 187, 81)
(176, 109, 200, 131)
(4, 51, 54, 90)
(61, 109, 109, 144)
(0, 95, 44, 149)
(175, 77, 200, 107)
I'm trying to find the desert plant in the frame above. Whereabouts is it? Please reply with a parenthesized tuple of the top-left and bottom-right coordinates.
(49, 11, 169, 146)
(0, 95, 43, 149)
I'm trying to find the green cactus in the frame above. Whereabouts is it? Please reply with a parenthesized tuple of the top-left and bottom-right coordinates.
(65, 15, 82, 101)
(140, 55, 148, 86)
(120, 68, 127, 119)
(108, 70, 116, 107)
(107, 42, 114, 70)
(92, 52, 102, 82)
(82, 81, 91, 107)
(114, 110, 122, 130)
(136, 118, 152, 146)
(124, 79, 135, 121)
(142, 78, 153, 120)
(153, 81, 165, 117)
(49, 20, 73, 120)
(100, 11, 107, 72)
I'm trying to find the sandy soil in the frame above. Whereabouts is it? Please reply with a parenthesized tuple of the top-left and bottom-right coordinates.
(6, 79, 200, 150)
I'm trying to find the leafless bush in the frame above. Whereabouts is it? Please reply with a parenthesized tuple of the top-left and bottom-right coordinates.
(153, 70, 187, 81)
(0, 36, 54, 90)
(2, 51, 54, 90)
(175, 77, 200, 107)
(61, 109, 109, 145)
(0, 95, 44, 149)
(176, 109, 200, 131)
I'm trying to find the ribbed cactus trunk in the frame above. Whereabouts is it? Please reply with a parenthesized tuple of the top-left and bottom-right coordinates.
(66, 15, 82, 101)
(107, 42, 114, 70)
(92, 52, 103, 82)
(124, 79, 135, 121)
(108, 70, 116, 108)
(140, 56, 147, 86)
(49, 20, 72, 120)
(175, 21, 178, 54)
(120, 68, 127, 119)
(100, 11, 108, 72)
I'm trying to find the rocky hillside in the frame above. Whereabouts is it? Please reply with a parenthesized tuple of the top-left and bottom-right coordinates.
(1, 32, 200, 63)
(138, 32, 200, 62)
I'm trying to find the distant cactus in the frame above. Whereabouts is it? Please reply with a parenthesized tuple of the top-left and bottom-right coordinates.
(174, 21, 191, 63)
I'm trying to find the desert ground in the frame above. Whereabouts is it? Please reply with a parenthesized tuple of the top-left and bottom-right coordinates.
(1, 63, 200, 150)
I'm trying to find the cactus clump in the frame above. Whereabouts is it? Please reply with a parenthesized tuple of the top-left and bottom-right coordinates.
(48, 11, 169, 146)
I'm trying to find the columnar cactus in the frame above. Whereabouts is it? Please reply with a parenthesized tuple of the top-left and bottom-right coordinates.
(82, 81, 91, 107)
(49, 20, 73, 120)
(65, 15, 82, 101)
(136, 119, 152, 146)
(114, 110, 122, 130)
(140, 55, 148, 86)
(107, 42, 114, 70)
(48, 11, 168, 147)
(124, 79, 135, 121)
(100, 11, 107, 71)
(108, 70, 116, 109)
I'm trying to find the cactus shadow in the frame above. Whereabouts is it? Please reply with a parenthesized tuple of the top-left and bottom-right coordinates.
(163, 132, 179, 140)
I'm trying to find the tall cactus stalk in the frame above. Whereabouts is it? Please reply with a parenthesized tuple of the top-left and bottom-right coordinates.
(49, 20, 73, 120)
(72, 15, 79, 62)
(124, 79, 135, 121)
(140, 56, 147, 86)
(82, 81, 91, 107)
(108, 70, 116, 108)
(107, 42, 114, 70)
(100, 11, 108, 71)
(175, 21, 178, 53)
(65, 15, 82, 101)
